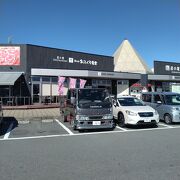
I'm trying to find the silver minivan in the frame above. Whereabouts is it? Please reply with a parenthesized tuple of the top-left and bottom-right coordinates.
(141, 92, 180, 124)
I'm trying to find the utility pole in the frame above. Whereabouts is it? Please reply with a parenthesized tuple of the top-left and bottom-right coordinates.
(8, 36, 13, 44)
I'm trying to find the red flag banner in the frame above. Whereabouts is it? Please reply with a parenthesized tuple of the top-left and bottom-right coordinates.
(80, 79, 86, 88)
(58, 76, 65, 95)
(0, 46, 20, 65)
(69, 78, 77, 89)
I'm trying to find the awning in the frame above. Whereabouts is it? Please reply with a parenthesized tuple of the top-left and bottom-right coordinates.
(0, 72, 23, 85)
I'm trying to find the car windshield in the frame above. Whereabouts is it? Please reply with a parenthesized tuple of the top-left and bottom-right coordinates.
(164, 94, 180, 105)
(118, 97, 144, 106)
(78, 89, 110, 103)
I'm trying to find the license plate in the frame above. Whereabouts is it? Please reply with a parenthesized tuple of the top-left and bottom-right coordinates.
(93, 121, 101, 125)
(144, 119, 151, 123)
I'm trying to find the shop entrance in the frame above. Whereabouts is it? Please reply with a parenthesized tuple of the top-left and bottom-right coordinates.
(32, 83, 40, 103)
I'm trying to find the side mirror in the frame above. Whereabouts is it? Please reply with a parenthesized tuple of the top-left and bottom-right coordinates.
(113, 101, 116, 107)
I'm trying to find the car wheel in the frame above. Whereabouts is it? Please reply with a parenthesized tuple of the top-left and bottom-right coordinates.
(118, 113, 125, 127)
(113, 116, 118, 125)
(164, 114, 172, 124)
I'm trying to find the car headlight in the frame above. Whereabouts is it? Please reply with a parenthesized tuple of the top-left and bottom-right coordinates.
(103, 114, 113, 119)
(126, 110, 137, 116)
(76, 115, 89, 120)
(172, 107, 180, 111)
(154, 110, 158, 115)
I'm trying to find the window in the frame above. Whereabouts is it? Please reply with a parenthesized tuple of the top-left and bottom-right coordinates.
(118, 97, 144, 106)
(42, 77, 50, 82)
(42, 84, 51, 96)
(142, 94, 151, 102)
(153, 95, 162, 103)
(118, 80, 128, 85)
(32, 76, 40, 82)
(52, 77, 58, 83)
(165, 94, 180, 105)
(52, 84, 58, 96)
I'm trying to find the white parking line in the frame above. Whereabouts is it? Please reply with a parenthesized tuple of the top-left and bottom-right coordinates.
(55, 119, 74, 135)
(4, 123, 14, 139)
(116, 126, 128, 131)
(2, 126, 180, 141)
(159, 123, 174, 128)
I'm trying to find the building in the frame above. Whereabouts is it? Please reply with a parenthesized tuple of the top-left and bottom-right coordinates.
(0, 40, 180, 105)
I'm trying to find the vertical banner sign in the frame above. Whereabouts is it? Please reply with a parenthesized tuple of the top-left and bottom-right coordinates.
(69, 78, 77, 89)
(58, 76, 65, 95)
(79, 79, 86, 88)
(0, 46, 20, 65)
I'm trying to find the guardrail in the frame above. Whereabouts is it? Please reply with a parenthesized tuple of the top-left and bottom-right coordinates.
(42, 96, 60, 104)
(0, 97, 32, 106)
(0, 96, 61, 106)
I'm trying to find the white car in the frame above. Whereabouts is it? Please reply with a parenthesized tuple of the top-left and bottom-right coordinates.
(113, 96, 159, 127)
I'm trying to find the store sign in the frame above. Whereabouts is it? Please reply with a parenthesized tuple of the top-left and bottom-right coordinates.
(0, 46, 20, 65)
(27, 45, 114, 71)
(53, 56, 98, 66)
(98, 72, 114, 77)
(154, 61, 180, 75)
(172, 76, 180, 80)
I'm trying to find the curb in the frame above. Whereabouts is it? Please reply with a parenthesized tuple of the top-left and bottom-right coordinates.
(42, 119, 54, 123)
(3, 105, 60, 110)
(18, 120, 30, 124)
(17, 116, 62, 124)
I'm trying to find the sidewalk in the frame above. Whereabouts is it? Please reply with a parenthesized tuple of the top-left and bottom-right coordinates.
(3, 104, 61, 121)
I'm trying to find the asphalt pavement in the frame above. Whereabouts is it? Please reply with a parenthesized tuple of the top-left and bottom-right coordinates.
(3, 107, 60, 121)
(1, 106, 180, 180)
(1, 127, 180, 180)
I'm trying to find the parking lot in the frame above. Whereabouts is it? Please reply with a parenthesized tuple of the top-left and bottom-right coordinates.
(1, 116, 180, 141)
(1, 115, 180, 180)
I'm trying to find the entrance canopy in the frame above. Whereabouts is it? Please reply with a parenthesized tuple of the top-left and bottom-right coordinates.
(0, 72, 23, 85)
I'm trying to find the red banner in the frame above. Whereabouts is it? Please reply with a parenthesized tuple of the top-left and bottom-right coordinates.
(0, 46, 20, 65)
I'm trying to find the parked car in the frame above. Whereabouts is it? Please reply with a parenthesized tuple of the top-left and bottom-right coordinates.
(113, 96, 159, 127)
(141, 92, 180, 124)
(0, 104, 3, 124)
(62, 88, 114, 131)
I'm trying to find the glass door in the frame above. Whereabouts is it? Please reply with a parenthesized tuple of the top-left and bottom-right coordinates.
(32, 83, 40, 103)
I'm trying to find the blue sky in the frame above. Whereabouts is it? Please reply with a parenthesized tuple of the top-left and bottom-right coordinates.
(0, 0, 180, 68)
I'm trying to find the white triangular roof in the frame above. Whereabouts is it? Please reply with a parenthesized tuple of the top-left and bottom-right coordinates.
(113, 39, 152, 74)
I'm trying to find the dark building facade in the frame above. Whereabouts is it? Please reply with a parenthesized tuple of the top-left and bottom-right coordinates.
(0, 44, 119, 105)
(0, 43, 179, 106)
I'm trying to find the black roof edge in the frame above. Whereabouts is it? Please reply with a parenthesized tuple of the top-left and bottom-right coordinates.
(154, 60, 180, 64)
(142, 92, 180, 94)
(0, 43, 113, 59)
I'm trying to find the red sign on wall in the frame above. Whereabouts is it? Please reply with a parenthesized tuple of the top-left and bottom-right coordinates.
(0, 46, 20, 65)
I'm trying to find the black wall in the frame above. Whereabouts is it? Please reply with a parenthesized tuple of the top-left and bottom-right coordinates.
(0, 44, 114, 74)
(154, 61, 180, 75)
(26, 45, 114, 74)
(140, 74, 148, 86)
(0, 44, 114, 94)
